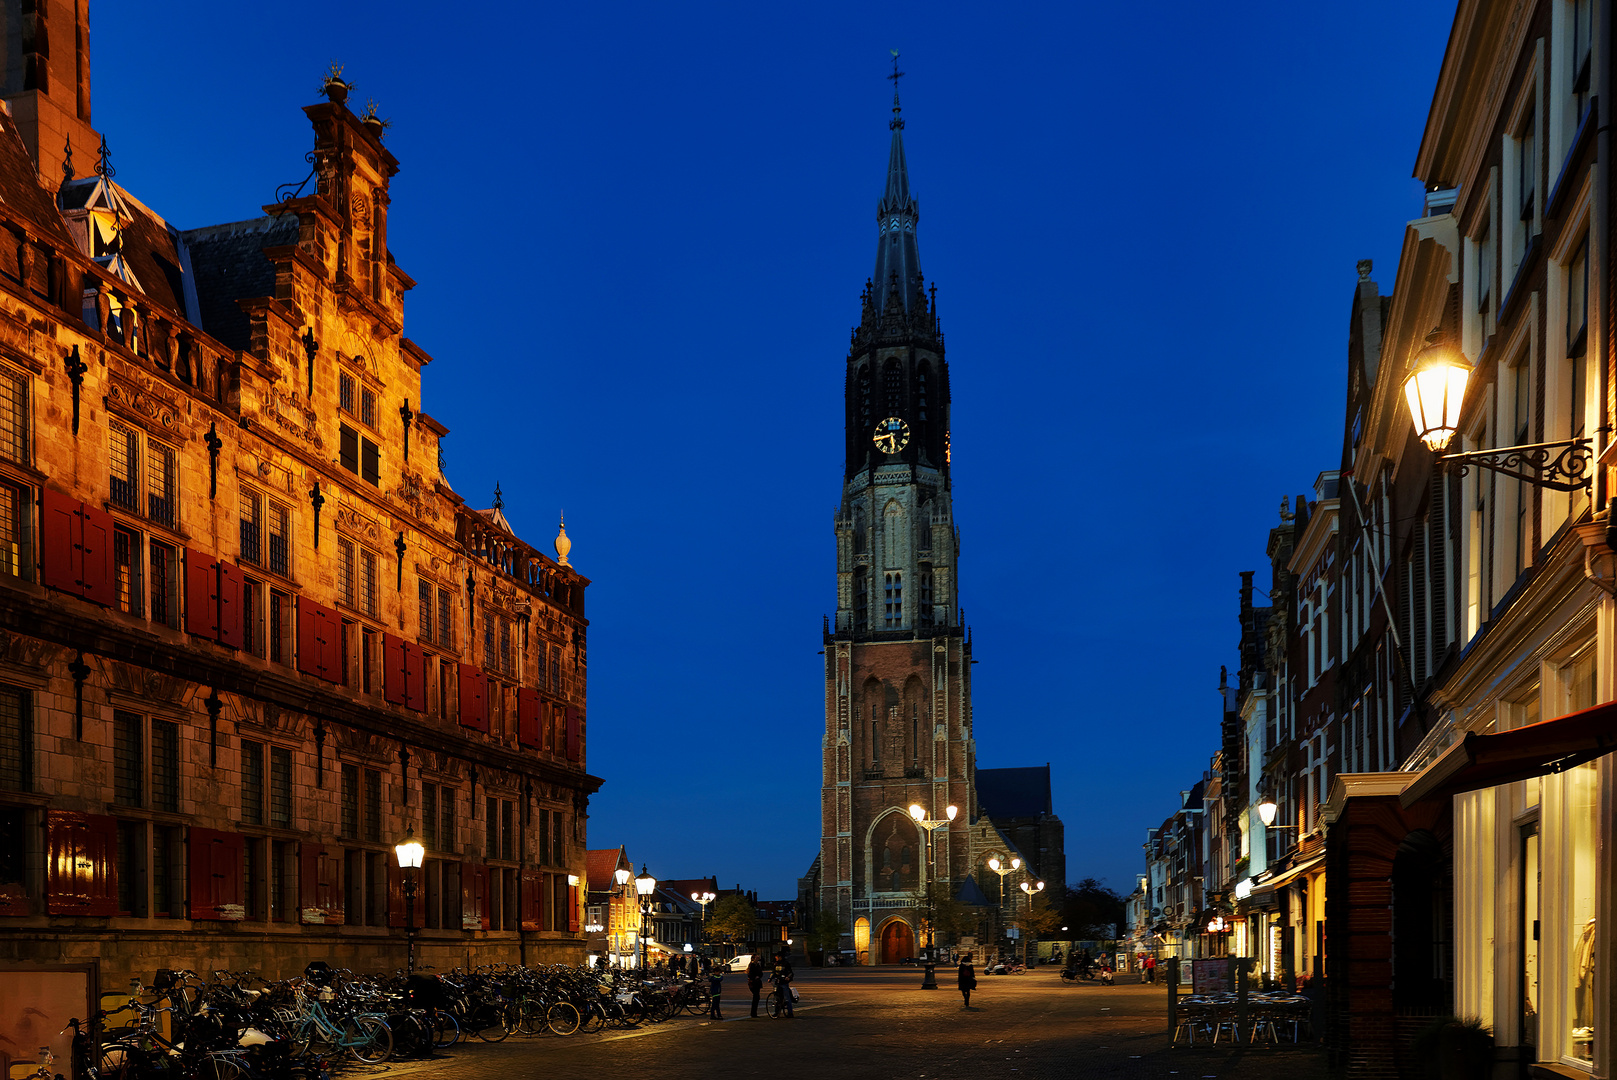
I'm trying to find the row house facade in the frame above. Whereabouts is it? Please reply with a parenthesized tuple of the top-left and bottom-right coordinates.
(0, 18, 599, 1012)
(1166, 3, 1617, 1077)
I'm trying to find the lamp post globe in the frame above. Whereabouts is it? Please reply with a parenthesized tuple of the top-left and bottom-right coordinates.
(1257, 798, 1279, 827)
(633, 865, 656, 972)
(1403, 329, 1473, 453)
(394, 830, 425, 974)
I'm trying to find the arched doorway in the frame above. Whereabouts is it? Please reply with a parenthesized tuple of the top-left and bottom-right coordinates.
(880, 919, 915, 964)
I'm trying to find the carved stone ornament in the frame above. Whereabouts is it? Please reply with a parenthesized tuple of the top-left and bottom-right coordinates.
(107, 369, 186, 436)
(396, 469, 441, 523)
(0, 629, 50, 670)
(254, 383, 325, 450)
(95, 656, 185, 703)
(335, 504, 381, 543)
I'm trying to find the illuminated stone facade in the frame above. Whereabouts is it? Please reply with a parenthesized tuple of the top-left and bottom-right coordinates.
(0, 21, 598, 989)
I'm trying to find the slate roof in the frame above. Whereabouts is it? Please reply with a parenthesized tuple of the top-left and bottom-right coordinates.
(180, 215, 299, 352)
(0, 111, 76, 250)
(976, 765, 1053, 819)
(954, 873, 992, 906)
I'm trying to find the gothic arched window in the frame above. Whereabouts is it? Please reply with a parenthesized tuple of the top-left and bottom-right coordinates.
(854, 567, 869, 632)
(920, 570, 934, 625)
(857, 364, 872, 433)
(916, 363, 930, 421)
(884, 572, 903, 627)
(883, 359, 904, 415)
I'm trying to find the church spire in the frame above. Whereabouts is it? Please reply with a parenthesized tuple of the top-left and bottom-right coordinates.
(871, 53, 922, 318)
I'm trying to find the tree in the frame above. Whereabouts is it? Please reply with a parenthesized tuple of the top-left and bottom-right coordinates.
(1059, 878, 1126, 939)
(1023, 889, 1065, 936)
(929, 895, 981, 942)
(804, 910, 846, 954)
(704, 894, 757, 955)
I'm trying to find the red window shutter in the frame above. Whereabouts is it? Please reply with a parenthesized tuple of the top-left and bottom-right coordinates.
(520, 868, 542, 931)
(383, 634, 407, 707)
(569, 884, 580, 933)
(403, 643, 427, 712)
(319, 606, 343, 681)
(47, 810, 117, 916)
(319, 847, 344, 923)
(78, 503, 117, 607)
(215, 562, 245, 649)
(189, 829, 246, 920)
(388, 859, 408, 928)
(461, 861, 488, 930)
(296, 600, 341, 683)
(39, 488, 83, 596)
(184, 548, 219, 639)
(517, 688, 540, 748)
(82, 814, 118, 917)
(458, 664, 487, 732)
(566, 706, 582, 762)
(296, 599, 322, 680)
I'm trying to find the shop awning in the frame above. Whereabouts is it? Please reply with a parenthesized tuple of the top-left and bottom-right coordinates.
(1247, 852, 1326, 898)
(1400, 701, 1617, 807)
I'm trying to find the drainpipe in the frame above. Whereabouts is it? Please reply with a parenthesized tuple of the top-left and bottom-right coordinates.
(1599, 0, 1612, 513)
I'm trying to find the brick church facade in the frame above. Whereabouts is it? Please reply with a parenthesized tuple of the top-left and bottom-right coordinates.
(817, 82, 1063, 965)
(0, 0, 598, 989)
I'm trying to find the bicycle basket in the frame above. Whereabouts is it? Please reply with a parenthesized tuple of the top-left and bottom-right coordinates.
(303, 961, 334, 987)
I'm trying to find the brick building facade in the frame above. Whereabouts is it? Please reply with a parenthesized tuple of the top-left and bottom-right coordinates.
(0, 8, 599, 992)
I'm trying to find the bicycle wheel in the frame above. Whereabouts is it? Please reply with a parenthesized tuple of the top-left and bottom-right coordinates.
(546, 1001, 580, 1037)
(515, 1000, 545, 1037)
(579, 1001, 607, 1034)
(345, 1016, 394, 1064)
(429, 1010, 461, 1049)
(765, 992, 781, 1019)
(96, 1042, 137, 1080)
(682, 986, 706, 1016)
(205, 1054, 247, 1080)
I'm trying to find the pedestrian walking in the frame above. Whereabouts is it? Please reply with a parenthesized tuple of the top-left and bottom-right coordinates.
(1145, 956, 1156, 983)
(708, 968, 724, 1019)
(957, 953, 977, 1009)
(747, 956, 765, 1017)
(772, 950, 795, 1018)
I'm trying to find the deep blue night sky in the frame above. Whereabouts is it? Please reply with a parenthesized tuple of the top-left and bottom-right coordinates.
(92, 1, 1458, 900)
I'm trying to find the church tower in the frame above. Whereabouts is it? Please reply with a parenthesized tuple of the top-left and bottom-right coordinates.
(820, 78, 974, 965)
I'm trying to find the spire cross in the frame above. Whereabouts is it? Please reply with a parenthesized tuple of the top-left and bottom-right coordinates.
(889, 50, 905, 130)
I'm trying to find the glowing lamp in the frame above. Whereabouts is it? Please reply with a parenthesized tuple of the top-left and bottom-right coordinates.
(615, 867, 631, 887)
(634, 865, 657, 897)
(1257, 799, 1278, 827)
(1403, 330, 1472, 452)
(908, 804, 926, 821)
(394, 831, 425, 870)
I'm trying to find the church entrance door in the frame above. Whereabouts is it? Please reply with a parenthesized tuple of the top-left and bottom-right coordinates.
(880, 920, 915, 964)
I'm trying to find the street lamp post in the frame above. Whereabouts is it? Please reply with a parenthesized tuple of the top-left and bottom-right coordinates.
(908, 802, 958, 990)
(634, 865, 657, 973)
(394, 830, 425, 975)
(987, 856, 1020, 964)
(613, 866, 631, 966)
(1018, 879, 1045, 967)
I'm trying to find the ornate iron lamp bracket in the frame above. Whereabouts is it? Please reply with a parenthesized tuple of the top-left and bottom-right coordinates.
(1440, 438, 1594, 492)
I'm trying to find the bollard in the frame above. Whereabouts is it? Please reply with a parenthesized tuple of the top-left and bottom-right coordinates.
(1166, 957, 1180, 1039)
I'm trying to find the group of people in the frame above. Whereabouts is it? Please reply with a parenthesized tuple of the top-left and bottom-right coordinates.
(707, 951, 796, 1020)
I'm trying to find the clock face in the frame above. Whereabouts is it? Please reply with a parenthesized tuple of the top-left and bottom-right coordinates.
(873, 417, 911, 455)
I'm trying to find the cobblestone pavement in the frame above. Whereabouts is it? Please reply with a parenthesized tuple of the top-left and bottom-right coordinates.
(360, 968, 1329, 1080)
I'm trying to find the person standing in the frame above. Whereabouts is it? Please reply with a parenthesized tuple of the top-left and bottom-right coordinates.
(746, 956, 765, 1017)
(1145, 955, 1156, 983)
(771, 950, 795, 1017)
(708, 968, 724, 1019)
(957, 953, 977, 1009)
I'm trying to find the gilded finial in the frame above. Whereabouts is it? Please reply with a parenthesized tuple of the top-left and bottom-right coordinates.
(555, 512, 572, 567)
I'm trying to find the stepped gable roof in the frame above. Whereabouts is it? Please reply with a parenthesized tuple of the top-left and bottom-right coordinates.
(976, 765, 1053, 819)
(181, 215, 299, 352)
(0, 113, 75, 249)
